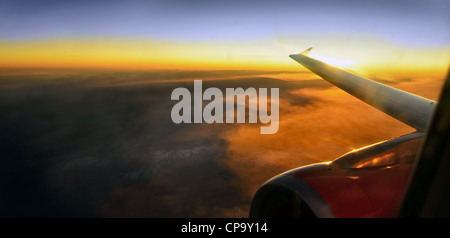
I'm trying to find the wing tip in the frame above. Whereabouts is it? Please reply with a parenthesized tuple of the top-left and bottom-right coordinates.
(300, 47, 313, 55)
(289, 47, 312, 59)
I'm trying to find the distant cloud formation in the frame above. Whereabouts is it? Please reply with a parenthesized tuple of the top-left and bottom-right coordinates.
(0, 69, 444, 217)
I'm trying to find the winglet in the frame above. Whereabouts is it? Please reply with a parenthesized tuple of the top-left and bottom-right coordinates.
(300, 47, 313, 56)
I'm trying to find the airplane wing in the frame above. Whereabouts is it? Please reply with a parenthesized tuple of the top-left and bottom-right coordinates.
(289, 47, 436, 132)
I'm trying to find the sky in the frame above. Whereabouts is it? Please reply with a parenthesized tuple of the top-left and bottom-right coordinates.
(0, 0, 449, 75)
(0, 0, 448, 44)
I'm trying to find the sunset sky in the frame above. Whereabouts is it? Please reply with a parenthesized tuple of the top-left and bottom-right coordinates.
(0, 0, 449, 77)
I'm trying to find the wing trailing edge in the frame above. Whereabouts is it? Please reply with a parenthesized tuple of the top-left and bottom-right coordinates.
(290, 48, 436, 132)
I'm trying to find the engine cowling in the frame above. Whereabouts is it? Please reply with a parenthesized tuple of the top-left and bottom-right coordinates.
(250, 133, 423, 218)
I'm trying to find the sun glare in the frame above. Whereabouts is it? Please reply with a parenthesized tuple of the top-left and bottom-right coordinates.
(308, 53, 357, 68)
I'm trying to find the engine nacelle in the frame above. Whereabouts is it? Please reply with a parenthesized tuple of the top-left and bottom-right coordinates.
(250, 133, 423, 218)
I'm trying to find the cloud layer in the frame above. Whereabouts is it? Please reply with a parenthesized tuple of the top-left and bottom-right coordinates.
(0, 69, 444, 217)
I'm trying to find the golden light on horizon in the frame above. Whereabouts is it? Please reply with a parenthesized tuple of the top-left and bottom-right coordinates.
(0, 37, 291, 70)
(0, 37, 448, 80)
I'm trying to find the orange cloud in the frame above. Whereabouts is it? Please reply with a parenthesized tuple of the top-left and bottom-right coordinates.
(221, 76, 444, 217)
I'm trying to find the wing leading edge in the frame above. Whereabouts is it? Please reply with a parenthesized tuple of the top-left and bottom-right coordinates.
(290, 48, 436, 132)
